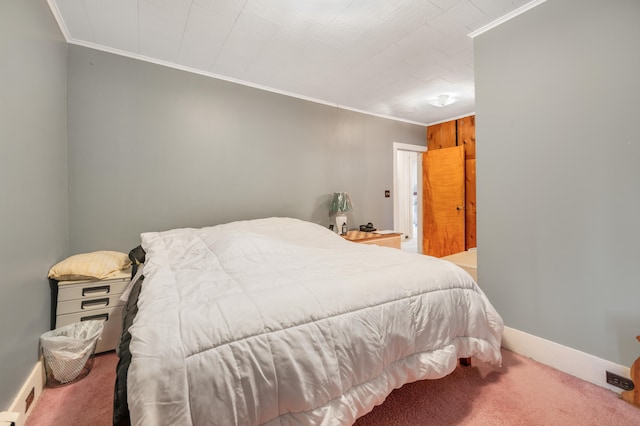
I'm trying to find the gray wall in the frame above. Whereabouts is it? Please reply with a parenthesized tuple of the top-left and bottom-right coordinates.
(0, 12, 423, 407)
(0, 0, 68, 409)
(67, 45, 426, 253)
(475, 0, 640, 366)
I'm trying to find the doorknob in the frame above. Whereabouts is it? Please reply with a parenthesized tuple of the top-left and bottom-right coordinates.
(456, 206, 465, 211)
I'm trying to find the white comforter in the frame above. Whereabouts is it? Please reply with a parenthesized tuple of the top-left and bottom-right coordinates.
(127, 217, 503, 426)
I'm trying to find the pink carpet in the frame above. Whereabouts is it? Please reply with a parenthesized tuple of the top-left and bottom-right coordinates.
(356, 349, 639, 425)
(26, 352, 116, 426)
(26, 349, 639, 425)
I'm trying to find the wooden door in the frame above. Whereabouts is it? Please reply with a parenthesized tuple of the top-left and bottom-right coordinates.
(422, 145, 465, 257)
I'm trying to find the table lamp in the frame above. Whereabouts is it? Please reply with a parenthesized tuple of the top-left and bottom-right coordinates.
(330, 192, 353, 235)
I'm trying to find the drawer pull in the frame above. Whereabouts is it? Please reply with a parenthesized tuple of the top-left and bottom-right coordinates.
(81, 298, 110, 309)
(81, 313, 109, 322)
(82, 285, 110, 296)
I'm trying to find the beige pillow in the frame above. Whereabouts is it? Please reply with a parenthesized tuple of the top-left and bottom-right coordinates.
(48, 251, 131, 281)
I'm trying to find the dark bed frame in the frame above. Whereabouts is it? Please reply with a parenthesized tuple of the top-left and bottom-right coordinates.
(113, 246, 145, 426)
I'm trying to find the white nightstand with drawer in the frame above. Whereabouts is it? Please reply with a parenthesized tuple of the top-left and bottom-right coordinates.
(49, 269, 130, 353)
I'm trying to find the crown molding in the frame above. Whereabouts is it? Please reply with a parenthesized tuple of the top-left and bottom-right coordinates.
(468, 0, 547, 38)
(47, 0, 71, 41)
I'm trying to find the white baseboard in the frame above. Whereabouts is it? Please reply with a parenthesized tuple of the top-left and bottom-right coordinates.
(5, 360, 45, 426)
(0, 411, 19, 426)
(502, 326, 631, 393)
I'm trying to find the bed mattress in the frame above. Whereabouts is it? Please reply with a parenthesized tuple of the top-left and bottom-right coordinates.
(126, 217, 503, 425)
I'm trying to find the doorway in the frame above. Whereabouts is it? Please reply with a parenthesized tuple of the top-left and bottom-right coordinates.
(393, 142, 427, 253)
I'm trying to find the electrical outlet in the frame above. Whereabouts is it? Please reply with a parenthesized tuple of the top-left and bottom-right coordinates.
(606, 371, 634, 391)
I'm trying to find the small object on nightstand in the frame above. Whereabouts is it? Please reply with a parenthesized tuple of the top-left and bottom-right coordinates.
(330, 192, 353, 233)
(341, 222, 347, 235)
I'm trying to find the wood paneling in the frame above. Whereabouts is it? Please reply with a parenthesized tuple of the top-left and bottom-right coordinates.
(465, 159, 476, 250)
(457, 115, 476, 159)
(422, 146, 465, 257)
(427, 120, 457, 151)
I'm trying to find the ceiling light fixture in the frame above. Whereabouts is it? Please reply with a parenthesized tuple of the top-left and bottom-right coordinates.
(429, 94, 457, 108)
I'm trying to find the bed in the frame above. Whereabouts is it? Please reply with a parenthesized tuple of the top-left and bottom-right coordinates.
(114, 217, 503, 425)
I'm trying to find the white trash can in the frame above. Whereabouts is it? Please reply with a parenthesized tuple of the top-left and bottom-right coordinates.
(40, 320, 104, 387)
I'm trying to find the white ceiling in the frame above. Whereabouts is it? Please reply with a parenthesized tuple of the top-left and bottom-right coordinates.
(48, 0, 538, 126)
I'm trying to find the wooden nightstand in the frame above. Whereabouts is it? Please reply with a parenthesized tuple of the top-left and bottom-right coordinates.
(49, 269, 131, 353)
(342, 231, 403, 249)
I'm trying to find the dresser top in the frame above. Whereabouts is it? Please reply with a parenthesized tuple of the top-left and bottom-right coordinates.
(441, 250, 477, 268)
(342, 231, 402, 242)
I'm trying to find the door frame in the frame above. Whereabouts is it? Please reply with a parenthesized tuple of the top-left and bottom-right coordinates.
(393, 142, 427, 253)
